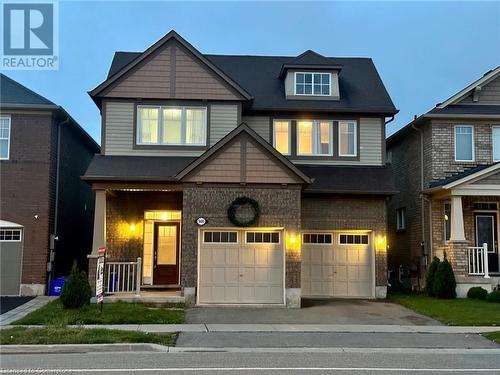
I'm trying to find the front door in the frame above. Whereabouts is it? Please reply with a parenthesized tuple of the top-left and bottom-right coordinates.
(153, 222, 180, 285)
(475, 213, 499, 273)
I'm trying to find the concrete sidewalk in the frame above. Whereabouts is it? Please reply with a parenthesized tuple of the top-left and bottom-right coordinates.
(0, 296, 55, 326)
(2, 323, 499, 334)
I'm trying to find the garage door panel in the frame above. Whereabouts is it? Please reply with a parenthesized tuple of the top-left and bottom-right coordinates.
(334, 248, 347, 263)
(240, 248, 255, 265)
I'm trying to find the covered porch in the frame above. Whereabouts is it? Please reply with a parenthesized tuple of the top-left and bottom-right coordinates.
(427, 164, 500, 296)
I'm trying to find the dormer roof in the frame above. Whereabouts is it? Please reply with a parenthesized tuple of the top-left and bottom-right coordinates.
(278, 50, 343, 78)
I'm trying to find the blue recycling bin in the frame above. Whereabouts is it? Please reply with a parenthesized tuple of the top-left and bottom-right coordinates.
(49, 277, 67, 296)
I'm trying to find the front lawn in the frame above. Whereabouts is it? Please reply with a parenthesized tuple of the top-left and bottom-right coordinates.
(0, 327, 176, 346)
(13, 300, 185, 325)
(389, 293, 500, 326)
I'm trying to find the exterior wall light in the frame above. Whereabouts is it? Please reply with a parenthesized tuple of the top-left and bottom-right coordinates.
(161, 212, 168, 221)
(286, 232, 301, 253)
(129, 224, 136, 232)
(376, 235, 387, 251)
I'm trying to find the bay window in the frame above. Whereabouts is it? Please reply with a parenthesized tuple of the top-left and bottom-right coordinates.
(454, 125, 474, 161)
(339, 121, 357, 156)
(297, 120, 333, 156)
(273, 120, 290, 155)
(137, 105, 207, 146)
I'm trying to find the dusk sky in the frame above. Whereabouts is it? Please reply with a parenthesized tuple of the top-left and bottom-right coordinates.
(5, 1, 500, 144)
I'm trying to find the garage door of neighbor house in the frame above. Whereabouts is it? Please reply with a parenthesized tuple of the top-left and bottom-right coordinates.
(0, 226, 23, 296)
(301, 232, 373, 298)
(198, 229, 284, 304)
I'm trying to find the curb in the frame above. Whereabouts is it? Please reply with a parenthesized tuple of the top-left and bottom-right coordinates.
(0, 343, 169, 354)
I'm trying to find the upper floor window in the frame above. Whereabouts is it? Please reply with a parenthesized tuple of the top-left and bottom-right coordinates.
(454, 125, 474, 161)
(136, 105, 207, 146)
(492, 127, 500, 162)
(295, 72, 331, 96)
(273, 120, 291, 155)
(339, 121, 357, 157)
(297, 120, 333, 156)
(396, 207, 406, 231)
(0, 116, 11, 160)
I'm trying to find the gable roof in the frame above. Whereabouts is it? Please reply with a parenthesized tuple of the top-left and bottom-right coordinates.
(427, 163, 500, 190)
(437, 66, 500, 109)
(0, 73, 57, 108)
(101, 31, 397, 115)
(176, 123, 312, 184)
(89, 30, 252, 101)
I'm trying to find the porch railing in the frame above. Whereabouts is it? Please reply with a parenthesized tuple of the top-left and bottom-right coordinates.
(467, 244, 490, 278)
(105, 257, 142, 295)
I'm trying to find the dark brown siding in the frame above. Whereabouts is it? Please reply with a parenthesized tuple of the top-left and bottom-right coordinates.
(0, 112, 55, 286)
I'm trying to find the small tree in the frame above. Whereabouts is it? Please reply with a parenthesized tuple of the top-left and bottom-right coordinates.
(425, 257, 440, 296)
(432, 252, 456, 299)
(60, 261, 92, 309)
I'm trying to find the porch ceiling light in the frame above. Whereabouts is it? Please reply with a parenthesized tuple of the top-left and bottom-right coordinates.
(161, 212, 168, 221)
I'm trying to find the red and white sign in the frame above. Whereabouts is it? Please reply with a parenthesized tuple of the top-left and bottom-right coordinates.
(95, 247, 106, 303)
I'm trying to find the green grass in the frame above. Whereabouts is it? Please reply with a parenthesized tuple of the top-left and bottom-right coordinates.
(13, 300, 185, 325)
(389, 293, 500, 326)
(485, 331, 500, 344)
(0, 327, 176, 346)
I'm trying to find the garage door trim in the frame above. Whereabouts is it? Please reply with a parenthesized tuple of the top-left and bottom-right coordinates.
(0, 221, 24, 296)
(196, 227, 286, 306)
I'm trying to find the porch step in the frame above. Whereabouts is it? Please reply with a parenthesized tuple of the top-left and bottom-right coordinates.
(140, 284, 181, 291)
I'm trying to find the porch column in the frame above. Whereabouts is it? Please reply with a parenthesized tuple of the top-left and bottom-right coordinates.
(91, 189, 106, 255)
(449, 195, 466, 242)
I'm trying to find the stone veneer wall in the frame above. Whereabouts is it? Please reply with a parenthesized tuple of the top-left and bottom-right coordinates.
(301, 195, 388, 287)
(181, 186, 302, 289)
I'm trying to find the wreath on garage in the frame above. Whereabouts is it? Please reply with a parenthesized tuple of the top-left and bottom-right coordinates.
(227, 196, 260, 227)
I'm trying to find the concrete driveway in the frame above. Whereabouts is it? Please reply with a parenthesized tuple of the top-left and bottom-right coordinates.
(0, 296, 34, 314)
(186, 299, 440, 326)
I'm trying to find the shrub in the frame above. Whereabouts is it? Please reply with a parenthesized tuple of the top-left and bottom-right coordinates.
(467, 287, 488, 300)
(486, 290, 500, 303)
(425, 257, 440, 296)
(60, 261, 92, 309)
(432, 253, 456, 299)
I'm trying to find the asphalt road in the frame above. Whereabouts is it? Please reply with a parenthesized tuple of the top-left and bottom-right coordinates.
(1, 349, 500, 374)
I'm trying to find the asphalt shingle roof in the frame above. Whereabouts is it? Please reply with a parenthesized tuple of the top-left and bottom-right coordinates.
(428, 104, 500, 116)
(0, 73, 56, 106)
(428, 163, 497, 188)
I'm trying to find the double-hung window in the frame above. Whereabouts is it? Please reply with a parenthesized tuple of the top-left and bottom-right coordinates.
(137, 106, 207, 146)
(0, 116, 11, 160)
(492, 126, 500, 161)
(273, 120, 291, 155)
(454, 125, 474, 161)
(295, 72, 331, 96)
(339, 121, 357, 156)
(396, 208, 406, 231)
(297, 120, 333, 156)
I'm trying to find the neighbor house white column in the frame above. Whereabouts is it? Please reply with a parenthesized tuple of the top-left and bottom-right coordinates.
(91, 189, 106, 255)
(450, 195, 466, 241)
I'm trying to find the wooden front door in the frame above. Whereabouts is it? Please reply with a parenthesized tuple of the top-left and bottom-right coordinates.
(153, 222, 180, 285)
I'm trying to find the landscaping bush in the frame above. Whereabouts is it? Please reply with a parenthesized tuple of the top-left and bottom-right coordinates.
(467, 287, 488, 300)
(60, 261, 92, 309)
(486, 290, 500, 303)
(425, 257, 440, 296)
(432, 253, 456, 299)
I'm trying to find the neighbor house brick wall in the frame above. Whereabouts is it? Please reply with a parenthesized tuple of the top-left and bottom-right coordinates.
(181, 186, 302, 289)
(301, 195, 388, 287)
(0, 112, 56, 288)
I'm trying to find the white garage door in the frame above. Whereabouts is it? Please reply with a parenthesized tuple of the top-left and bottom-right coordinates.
(301, 232, 373, 298)
(198, 230, 284, 304)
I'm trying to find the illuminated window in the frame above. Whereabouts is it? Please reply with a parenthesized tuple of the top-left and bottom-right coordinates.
(339, 121, 357, 156)
(295, 72, 331, 96)
(273, 120, 290, 155)
(297, 120, 332, 156)
(137, 106, 206, 146)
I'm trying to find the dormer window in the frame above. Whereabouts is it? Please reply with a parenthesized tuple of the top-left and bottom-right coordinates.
(295, 72, 331, 96)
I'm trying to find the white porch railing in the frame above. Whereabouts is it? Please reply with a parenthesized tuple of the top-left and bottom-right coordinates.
(105, 257, 142, 295)
(467, 243, 490, 278)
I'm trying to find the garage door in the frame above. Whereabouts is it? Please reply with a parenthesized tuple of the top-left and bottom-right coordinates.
(301, 232, 373, 298)
(199, 230, 284, 304)
(0, 227, 23, 296)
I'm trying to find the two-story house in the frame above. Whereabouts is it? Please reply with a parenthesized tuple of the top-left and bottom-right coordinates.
(0, 74, 99, 296)
(387, 66, 500, 296)
(84, 31, 397, 307)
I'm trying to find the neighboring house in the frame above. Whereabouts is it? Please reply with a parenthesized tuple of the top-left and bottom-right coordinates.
(83, 30, 397, 307)
(387, 66, 500, 296)
(0, 74, 100, 296)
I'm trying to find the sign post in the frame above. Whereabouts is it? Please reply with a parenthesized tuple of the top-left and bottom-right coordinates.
(95, 247, 106, 312)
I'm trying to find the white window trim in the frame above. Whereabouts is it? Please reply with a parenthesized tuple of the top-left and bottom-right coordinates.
(338, 233, 370, 245)
(244, 231, 281, 245)
(296, 120, 334, 156)
(272, 119, 291, 156)
(0, 229, 22, 242)
(302, 232, 333, 245)
(136, 105, 207, 146)
(338, 120, 358, 157)
(492, 126, 500, 162)
(0, 115, 11, 160)
(294, 72, 332, 97)
(202, 231, 238, 244)
(454, 125, 475, 162)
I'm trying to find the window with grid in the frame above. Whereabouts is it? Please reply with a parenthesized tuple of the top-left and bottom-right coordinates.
(454, 125, 474, 161)
(246, 232, 280, 244)
(0, 229, 22, 241)
(273, 120, 291, 155)
(303, 233, 333, 244)
(0, 117, 11, 160)
(203, 231, 238, 243)
(339, 121, 357, 157)
(297, 120, 333, 156)
(295, 72, 331, 96)
(339, 234, 369, 245)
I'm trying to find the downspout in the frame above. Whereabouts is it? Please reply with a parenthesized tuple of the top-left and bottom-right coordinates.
(48, 114, 70, 292)
(412, 120, 426, 290)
